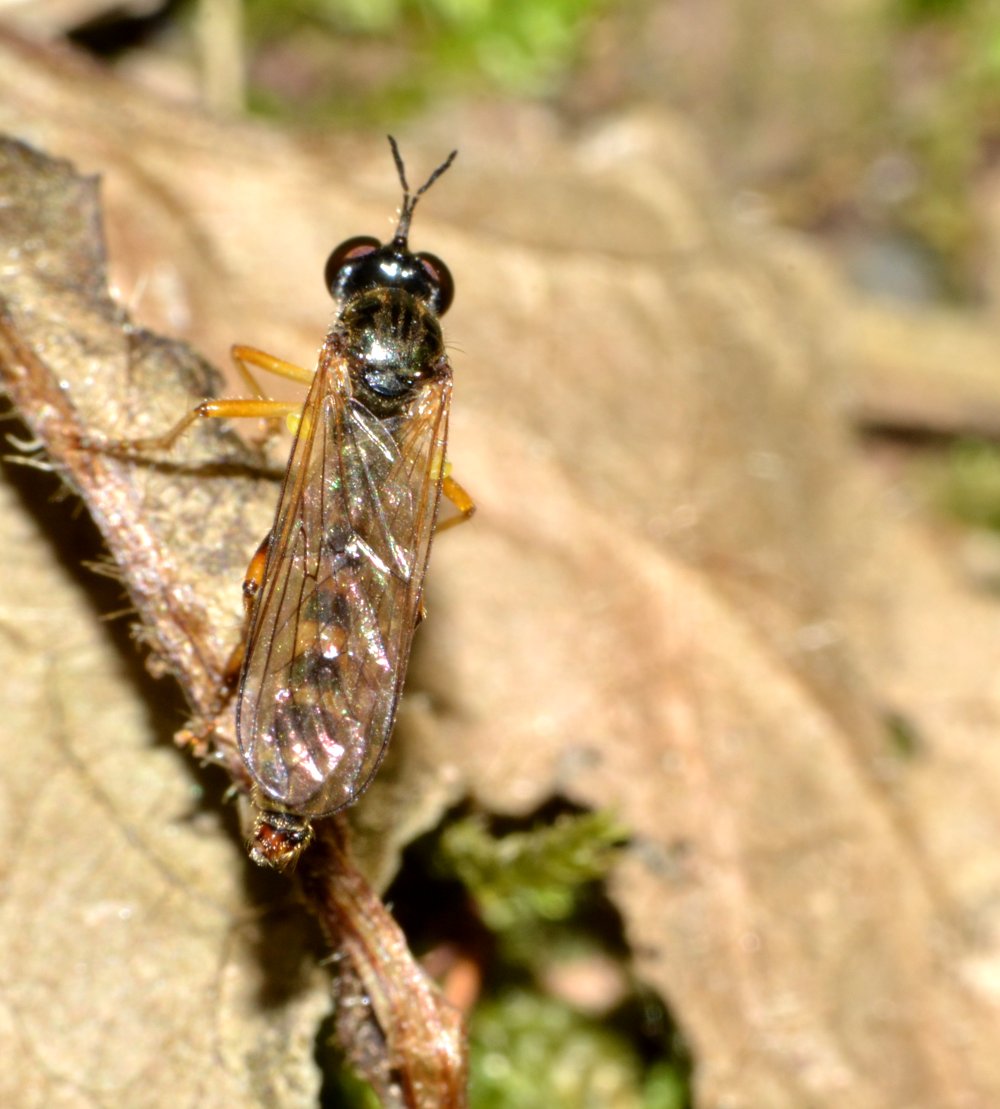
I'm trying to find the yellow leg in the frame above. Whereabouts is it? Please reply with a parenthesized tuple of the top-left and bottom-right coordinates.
(228, 346, 315, 444)
(114, 397, 302, 453)
(231, 345, 315, 393)
(102, 345, 314, 454)
(419, 471, 475, 625)
(242, 530, 271, 616)
(437, 471, 476, 533)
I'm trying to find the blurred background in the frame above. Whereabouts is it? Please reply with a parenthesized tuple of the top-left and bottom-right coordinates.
(5, 3, 1000, 1108)
(6, 0, 1000, 305)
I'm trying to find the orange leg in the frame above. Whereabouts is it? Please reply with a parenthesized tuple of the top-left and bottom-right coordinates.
(99, 345, 313, 454)
(436, 471, 476, 533)
(419, 471, 475, 625)
(230, 344, 315, 393)
(242, 530, 271, 617)
(116, 397, 302, 453)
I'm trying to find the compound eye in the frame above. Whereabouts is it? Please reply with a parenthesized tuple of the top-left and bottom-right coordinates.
(416, 251, 454, 315)
(324, 235, 380, 294)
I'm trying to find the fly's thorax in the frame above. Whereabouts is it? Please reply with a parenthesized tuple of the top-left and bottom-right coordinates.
(337, 286, 446, 417)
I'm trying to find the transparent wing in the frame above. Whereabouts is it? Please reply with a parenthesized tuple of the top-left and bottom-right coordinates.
(237, 354, 451, 815)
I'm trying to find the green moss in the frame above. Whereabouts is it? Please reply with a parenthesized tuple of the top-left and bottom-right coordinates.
(933, 438, 1000, 530)
(895, 0, 975, 25)
(884, 1, 1000, 293)
(426, 810, 690, 1106)
(435, 809, 628, 933)
(470, 989, 688, 1109)
(241, 0, 609, 119)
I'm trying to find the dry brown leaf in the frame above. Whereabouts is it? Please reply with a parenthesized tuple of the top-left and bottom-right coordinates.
(3, 28, 1000, 1109)
(0, 239, 329, 1107)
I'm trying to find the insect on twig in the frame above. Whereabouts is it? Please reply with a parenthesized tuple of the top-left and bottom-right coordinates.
(118, 137, 473, 868)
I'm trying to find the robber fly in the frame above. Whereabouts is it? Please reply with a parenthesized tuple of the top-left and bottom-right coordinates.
(129, 139, 472, 868)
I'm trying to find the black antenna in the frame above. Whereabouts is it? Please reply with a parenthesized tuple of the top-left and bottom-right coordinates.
(389, 135, 458, 246)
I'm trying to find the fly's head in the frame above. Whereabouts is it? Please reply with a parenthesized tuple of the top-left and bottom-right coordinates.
(323, 138, 456, 417)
